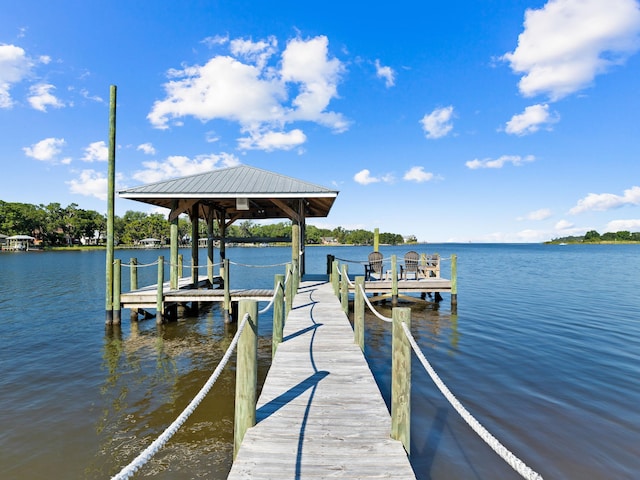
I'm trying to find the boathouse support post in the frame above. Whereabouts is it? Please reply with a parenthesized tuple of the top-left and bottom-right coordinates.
(234, 299, 258, 459)
(354, 276, 365, 351)
(391, 254, 399, 306)
(285, 263, 293, 317)
(451, 254, 458, 313)
(207, 213, 214, 285)
(113, 259, 121, 324)
(156, 256, 164, 324)
(391, 307, 411, 454)
(272, 274, 285, 357)
(291, 221, 300, 277)
(341, 264, 349, 314)
(190, 205, 199, 287)
(170, 201, 179, 290)
(223, 258, 231, 323)
(292, 257, 300, 292)
(105, 85, 117, 325)
(178, 254, 183, 280)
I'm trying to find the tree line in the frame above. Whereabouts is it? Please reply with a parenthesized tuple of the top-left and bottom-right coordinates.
(549, 230, 640, 244)
(0, 200, 410, 246)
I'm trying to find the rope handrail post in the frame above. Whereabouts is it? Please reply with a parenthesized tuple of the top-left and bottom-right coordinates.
(391, 254, 399, 305)
(156, 255, 164, 324)
(331, 259, 339, 295)
(451, 254, 458, 313)
(130, 257, 139, 321)
(340, 263, 349, 314)
(223, 258, 231, 323)
(113, 259, 122, 325)
(354, 276, 365, 351)
(234, 301, 258, 459)
(285, 263, 293, 317)
(391, 307, 411, 454)
(272, 274, 285, 358)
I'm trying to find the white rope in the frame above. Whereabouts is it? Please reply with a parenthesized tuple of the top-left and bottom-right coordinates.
(258, 280, 283, 314)
(111, 313, 250, 480)
(400, 322, 543, 480)
(118, 260, 159, 268)
(357, 283, 392, 323)
(229, 260, 289, 268)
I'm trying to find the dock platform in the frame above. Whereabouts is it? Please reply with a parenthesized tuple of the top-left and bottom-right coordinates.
(228, 277, 416, 479)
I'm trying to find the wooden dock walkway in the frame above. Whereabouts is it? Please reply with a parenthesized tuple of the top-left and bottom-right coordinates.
(228, 277, 416, 479)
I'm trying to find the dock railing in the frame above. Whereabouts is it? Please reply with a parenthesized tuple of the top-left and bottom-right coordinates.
(334, 261, 544, 480)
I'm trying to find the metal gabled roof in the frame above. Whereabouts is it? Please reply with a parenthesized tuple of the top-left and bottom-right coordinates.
(119, 165, 339, 220)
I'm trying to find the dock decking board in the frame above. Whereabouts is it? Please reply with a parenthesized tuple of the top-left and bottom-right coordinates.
(228, 279, 416, 479)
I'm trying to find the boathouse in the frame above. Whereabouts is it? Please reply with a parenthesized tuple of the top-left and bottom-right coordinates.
(119, 164, 339, 279)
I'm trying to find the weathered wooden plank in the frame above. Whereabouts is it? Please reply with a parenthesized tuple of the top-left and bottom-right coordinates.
(228, 280, 415, 479)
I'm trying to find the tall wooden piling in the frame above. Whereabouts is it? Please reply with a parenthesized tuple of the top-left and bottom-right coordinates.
(105, 85, 117, 324)
(391, 307, 411, 454)
(341, 264, 349, 314)
(130, 257, 138, 321)
(354, 276, 365, 351)
(234, 300, 258, 459)
(223, 258, 231, 323)
(285, 263, 293, 317)
(156, 256, 164, 324)
(113, 259, 121, 324)
(451, 254, 458, 313)
(391, 254, 398, 305)
(374, 227, 380, 252)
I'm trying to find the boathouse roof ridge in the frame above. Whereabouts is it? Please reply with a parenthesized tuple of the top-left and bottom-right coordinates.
(119, 164, 339, 219)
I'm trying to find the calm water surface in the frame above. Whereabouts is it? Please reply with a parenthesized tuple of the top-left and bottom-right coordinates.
(1, 244, 638, 479)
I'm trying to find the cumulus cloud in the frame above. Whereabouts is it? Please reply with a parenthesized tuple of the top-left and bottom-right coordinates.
(23, 137, 65, 162)
(519, 208, 553, 221)
(82, 141, 108, 162)
(353, 169, 394, 185)
(137, 143, 156, 155)
(504, 103, 559, 135)
(466, 154, 535, 169)
(27, 83, 64, 111)
(148, 35, 348, 151)
(132, 153, 240, 183)
(569, 186, 640, 214)
(555, 219, 574, 230)
(503, 0, 640, 100)
(67, 169, 109, 200)
(375, 59, 395, 87)
(0, 44, 33, 108)
(403, 166, 434, 183)
(420, 106, 454, 139)
(237, 129, 306, 151)
(606, 218, 640, 231)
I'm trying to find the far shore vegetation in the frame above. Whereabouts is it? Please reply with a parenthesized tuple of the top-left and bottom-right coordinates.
(0, 200, 416, 249)
(546, 230, 640, 244)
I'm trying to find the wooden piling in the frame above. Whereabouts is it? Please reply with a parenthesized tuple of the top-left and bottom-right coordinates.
(331, 259, 339, 296)
(234, 299, 258, 459)
(374, 227, 379, 252)
(130, 257, 138, 321)
(156, 256, 164, 324)
(105, 85, 117, 324)
(113, 259, 121, 324)
(391, 254, 398, 305)
(451, 254, 458, 313)
(391, 307, 411, 454)
(170, 205, 179, 290)
(341, 264, 349, 314)
(223, 258, 231, 323)
(354, 276, 365, 351)
(272, 274, 285, 357)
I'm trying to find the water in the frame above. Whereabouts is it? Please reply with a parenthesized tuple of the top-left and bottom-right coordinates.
(1, 244, 639, 479)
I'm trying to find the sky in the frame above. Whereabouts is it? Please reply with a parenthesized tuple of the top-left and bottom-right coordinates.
(2, 0, 640, 243)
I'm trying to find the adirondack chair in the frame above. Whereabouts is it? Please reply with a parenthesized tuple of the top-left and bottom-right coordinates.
(364, 251, 384, 280)
(400, 251, 420, 279)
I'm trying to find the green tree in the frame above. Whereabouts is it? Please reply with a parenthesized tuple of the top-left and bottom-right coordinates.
(583, 230, 601, 242)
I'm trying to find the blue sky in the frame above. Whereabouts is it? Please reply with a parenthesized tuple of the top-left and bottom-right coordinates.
(2, 0, 640, 242)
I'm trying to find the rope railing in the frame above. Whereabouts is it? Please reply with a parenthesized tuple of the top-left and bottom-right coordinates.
(357, 283, 392, 323)
(118, 259, 160, 268)
(111, 312, 251, 480)
(258, 279, 283, 315)
(400, 322, 543, 480)
(229, 260, 289, 269)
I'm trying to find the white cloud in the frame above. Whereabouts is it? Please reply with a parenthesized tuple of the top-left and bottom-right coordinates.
(519, 208, 553, 221)
(569, 186, 640, 214)
(504, 103, 559, 135)
(354, 169, 379, 185)
(606, 218, 640, 231)
(555, 219, 574, 230)
(137, 143, 156, 155)
(82, 141, 108, 162)
(503, 0, 640, 100)
(420, 106, 454, 139)
(466, 154, 535, 169)
(148, 35, 348, 152)
(201, 34, 229, 48)
(132, 153, 240, 183)
(374, 59, 395, 87)
(237, 129, 306, 151)
(27, 83, 64, 112)
(67, 169, 109, 200)
(403, 166, 434, 183)
(23, 137, 65, 162)
(0, 44, 33, 108)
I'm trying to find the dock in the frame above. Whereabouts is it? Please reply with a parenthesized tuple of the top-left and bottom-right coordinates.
(228, 277, 416, 479)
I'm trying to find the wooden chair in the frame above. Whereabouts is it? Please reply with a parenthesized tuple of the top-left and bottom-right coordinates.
(400, 251, 419, 279)
(419, 253, 440, 278)
(364, 251, 384, 280)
